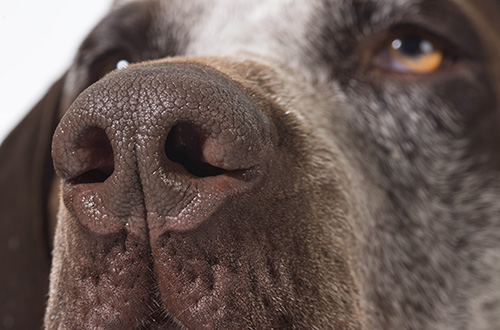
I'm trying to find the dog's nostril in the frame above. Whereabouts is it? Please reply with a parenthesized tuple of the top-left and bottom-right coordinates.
(165, 123, 226, 178)
(70, 127, 114, 185)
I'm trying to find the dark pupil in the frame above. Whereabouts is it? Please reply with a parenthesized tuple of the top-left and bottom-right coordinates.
(398, 35, 426, 57)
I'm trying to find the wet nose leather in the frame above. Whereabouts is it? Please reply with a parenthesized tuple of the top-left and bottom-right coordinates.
(52, 63, 274, 240)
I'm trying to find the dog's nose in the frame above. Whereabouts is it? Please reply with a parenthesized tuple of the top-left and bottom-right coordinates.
(52, 63, 274, 238)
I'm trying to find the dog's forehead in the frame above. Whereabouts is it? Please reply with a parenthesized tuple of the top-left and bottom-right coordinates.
(185, 1, 310, 59)
(111, 0, 496, 63)
(112, 0, 415, 57)
(151, 0, 321, 66)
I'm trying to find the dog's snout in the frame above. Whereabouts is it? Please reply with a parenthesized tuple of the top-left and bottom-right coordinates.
(52, 62, 274, 238)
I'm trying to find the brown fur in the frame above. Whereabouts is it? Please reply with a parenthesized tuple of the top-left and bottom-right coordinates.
(1, 0, 499, 329)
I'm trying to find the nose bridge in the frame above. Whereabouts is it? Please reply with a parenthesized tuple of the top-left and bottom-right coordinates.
(52, 61, 274, 239)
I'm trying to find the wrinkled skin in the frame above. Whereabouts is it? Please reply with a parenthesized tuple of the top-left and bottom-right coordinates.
(2, 0, 500, 329)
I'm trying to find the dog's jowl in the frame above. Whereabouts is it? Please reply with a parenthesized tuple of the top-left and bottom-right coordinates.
(1, 0, 500, 329)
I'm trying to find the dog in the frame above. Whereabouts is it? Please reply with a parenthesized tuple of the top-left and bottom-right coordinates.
(1, 0, 500, 328)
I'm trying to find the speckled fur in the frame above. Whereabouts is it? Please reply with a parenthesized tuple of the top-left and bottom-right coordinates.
(41, 0, 500, 329)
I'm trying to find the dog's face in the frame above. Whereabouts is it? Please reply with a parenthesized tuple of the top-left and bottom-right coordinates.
(43, 0, 500, 328)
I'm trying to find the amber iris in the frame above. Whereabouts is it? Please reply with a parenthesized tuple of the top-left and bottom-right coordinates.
(389, 34, 445, 74)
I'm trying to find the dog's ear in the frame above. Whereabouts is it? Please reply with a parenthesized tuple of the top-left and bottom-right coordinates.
(0, 74, 65, 329)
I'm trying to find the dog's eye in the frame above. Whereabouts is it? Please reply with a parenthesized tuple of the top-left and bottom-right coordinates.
(372, 30, 452, 75)
(116, 59, 130, 70)
(389, 35, 443, 73)
(90, 52, 132, 83)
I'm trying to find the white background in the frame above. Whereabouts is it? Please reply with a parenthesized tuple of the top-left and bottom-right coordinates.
(0, 1, 113, 143)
